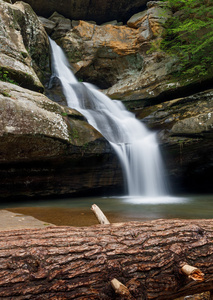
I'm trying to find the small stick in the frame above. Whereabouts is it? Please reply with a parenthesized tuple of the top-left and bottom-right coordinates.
(92, 207, 132, 298)
(111, 278, 132, 298)
(181, 264, 204, 281)
(91, 204, 110, 224)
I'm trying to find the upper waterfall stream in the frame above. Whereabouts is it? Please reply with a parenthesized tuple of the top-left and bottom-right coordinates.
(49, 38, 169, 198)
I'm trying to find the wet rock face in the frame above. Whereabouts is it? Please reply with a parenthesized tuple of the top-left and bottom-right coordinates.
(0, 0, 123, 198)
(58, 21, 143, 89)
(42, 0, 212, 105)
(11, 0, 148, 24)
(0, 81, 123, 198)
(139, 89, 213, 193)
(0, 0, 49, 91)
(103, 2, 177, 100)
(51, 2, 177, 95)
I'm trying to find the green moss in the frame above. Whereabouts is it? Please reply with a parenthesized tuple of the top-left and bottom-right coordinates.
(61, 112, 68, 116)
(21, 51, 28, 58)
(69, 128, 79, 143)
(0, 68, 19, 85)
(1, 90, 11, 97)
(72, 128, 79, 139)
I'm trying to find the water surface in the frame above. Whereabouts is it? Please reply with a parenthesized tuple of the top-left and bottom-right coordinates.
(2, 194, 213, 227)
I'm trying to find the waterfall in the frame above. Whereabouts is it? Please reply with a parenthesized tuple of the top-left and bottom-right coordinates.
(49, 38, 169, 197)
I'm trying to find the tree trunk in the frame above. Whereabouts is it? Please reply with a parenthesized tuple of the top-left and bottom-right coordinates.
(0, 219, 213, 299)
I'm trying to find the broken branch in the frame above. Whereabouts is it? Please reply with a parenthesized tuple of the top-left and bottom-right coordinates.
(181, 264, 204, 281)
(111, 278, 132, 298)
(91, 204, 110, 224)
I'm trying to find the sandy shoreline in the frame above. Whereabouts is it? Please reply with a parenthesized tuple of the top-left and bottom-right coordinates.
(0, 208, 99, 230)
(5, 207, 100, 228)
(0, 206, 137, 230)
(0, 209, 54, 231)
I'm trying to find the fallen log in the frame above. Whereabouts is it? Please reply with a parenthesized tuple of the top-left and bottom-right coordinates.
(0, 219, 213, 299)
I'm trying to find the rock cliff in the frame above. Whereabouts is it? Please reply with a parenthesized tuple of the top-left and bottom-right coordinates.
(0, 0, 212, 197)
(140, 89, 213, 193)
(0, 81, 122, 198)
(0, 0, 49, 91)
(0, 0, 122, 198)
(11, 0, 149, 24)
(43, 0, 212, 192)
(53, 1, 211, 102)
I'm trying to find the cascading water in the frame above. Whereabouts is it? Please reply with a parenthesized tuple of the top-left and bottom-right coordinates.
(49, 38, 169, 198)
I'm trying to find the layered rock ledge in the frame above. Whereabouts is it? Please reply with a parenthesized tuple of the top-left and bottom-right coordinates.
(0, 81, 122, 198)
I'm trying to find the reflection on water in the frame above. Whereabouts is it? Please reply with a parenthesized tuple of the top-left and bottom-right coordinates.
(1, 195, 213, 226)
(119, 195, 186, 204)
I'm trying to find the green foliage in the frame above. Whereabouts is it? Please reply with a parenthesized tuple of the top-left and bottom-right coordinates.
(0, 69, 18, 85)
(160, 0, 213, 79)
(61, 112, 68, 116)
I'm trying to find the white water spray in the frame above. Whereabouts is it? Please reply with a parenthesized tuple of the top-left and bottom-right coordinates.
(49, 38, 169, 197)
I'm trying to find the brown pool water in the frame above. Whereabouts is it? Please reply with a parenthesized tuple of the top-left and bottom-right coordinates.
(1, 194, 213, 226)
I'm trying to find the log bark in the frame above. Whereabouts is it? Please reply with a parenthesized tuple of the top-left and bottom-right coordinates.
(0, 219, 213, 299)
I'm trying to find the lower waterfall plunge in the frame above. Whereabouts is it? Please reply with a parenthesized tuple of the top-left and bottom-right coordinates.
(49, 38, 169, 198)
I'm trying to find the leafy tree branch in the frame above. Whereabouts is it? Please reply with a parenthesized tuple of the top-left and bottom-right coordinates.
(159, 0, 213, 79)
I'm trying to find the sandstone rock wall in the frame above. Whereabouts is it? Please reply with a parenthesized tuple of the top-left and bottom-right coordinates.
(58, 21, 143, 89)
(0, 81, 122, 198)
(139, 89, 213, 193)
(1, 0, 212, 196)
(48, 1, 195, 102)
(0, 1, 123, 198)
(41, 0, 212, 193)
(0, 0, 50, 91)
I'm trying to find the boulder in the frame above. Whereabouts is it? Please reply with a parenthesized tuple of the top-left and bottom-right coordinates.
(104, 52, 179, 100)
(0, 0, 49, 91)
(104, 2, 177, 101)
(48, 12, 72, 40)
(0, 81, 122, 198)
(57, 21, 143, 89)
(11, 0, 149, 24)
(146, 1, 172, 36)
(127, 0, 171, 30)
(171, 112, 213, 136)
(38, 16, 56, 35)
